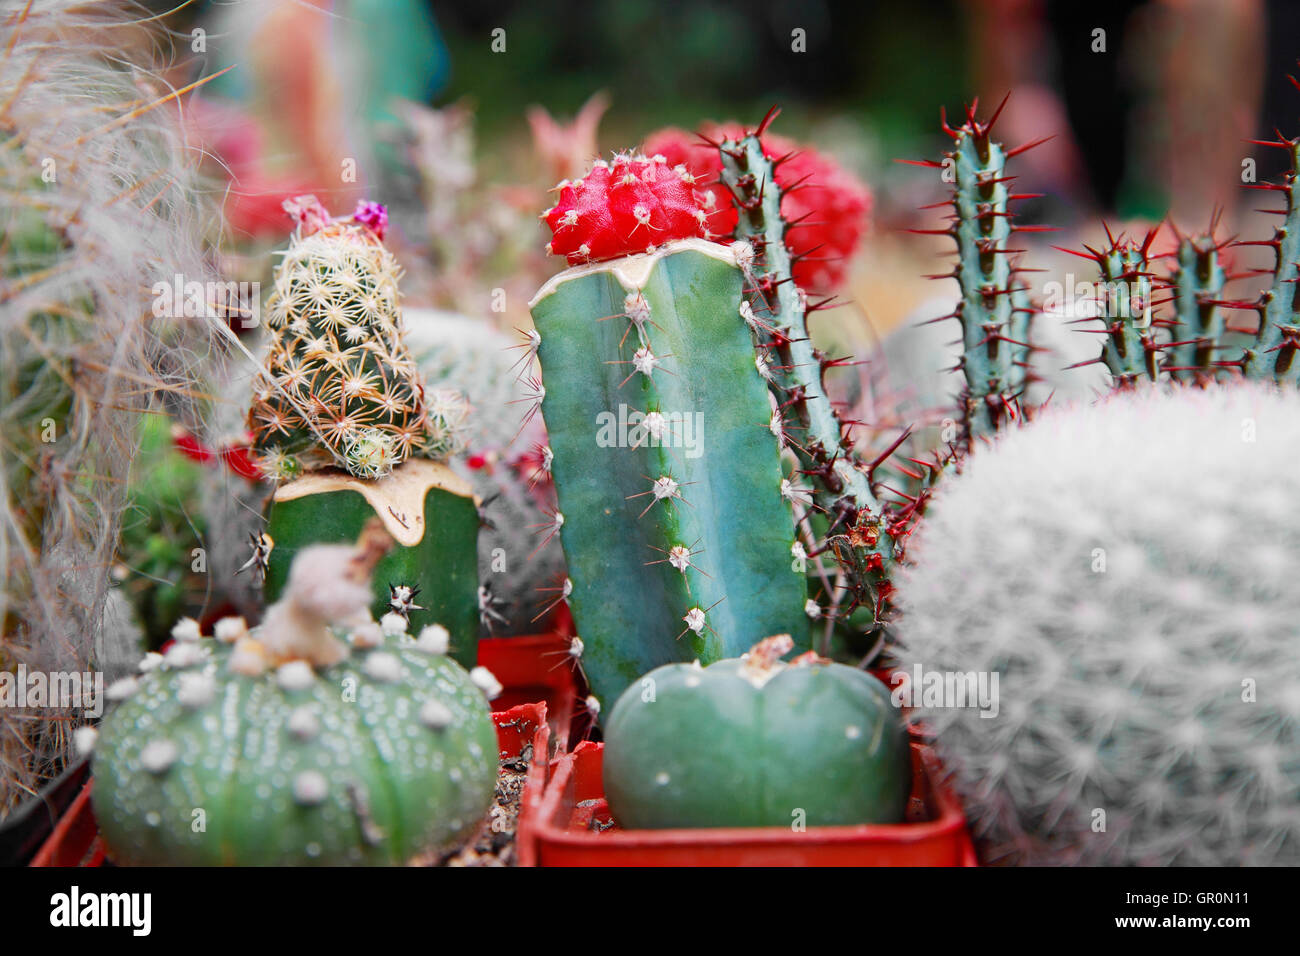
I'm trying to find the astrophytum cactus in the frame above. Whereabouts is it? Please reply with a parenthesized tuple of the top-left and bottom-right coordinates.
(91, 525, 499, 866)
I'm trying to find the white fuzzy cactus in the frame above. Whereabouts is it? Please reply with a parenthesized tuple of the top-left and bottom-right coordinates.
(895, 383, 1300, 865)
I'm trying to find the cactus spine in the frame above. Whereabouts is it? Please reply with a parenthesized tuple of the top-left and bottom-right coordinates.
(1071, 228, 1165, 388)
(715, 115, 899, 620)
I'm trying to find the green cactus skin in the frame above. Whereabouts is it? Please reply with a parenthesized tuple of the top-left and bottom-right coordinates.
(92, 630, 497, 866)
(1238, 137, 1300, 384)
(602, 639, 911, 829)
(528, 239, 808, 709)
(1082, 230, 1165, 388)
(1166, 228, 1228, 383)
(716, 124, 899, 620)
(262, 460, 480, 670)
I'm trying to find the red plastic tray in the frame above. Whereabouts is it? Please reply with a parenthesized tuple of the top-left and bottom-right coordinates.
(31, 701, 551, 867)
(518, 738, 976, 867)
(478, 632, 582, 749)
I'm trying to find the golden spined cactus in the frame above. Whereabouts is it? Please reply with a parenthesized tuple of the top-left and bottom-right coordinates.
(250, 196, 450, 480)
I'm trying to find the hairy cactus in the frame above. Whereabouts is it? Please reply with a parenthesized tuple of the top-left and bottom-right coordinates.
(0, 1, 222, 813)
(91, 528, 499, 865)
(603, 635, 911, 829)
(530, 154, 809, 709)
(895, 384, 1300, 865)
(714, 113, 903, 622)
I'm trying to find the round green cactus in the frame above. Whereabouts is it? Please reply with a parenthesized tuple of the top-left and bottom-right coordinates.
(602, 636, 911, 829)
(91, 536, 499, 865)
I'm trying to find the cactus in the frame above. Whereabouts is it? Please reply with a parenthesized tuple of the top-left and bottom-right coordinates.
(529, 152, 809, 710)
(0, 1, 223, 813)
(250, 198, 481, 665)
(249, 196, 457, 479)
(713, 114, 903, 621)
(895, 383, 1300, 865)
(405, 310, 567, 633)
(1236, 129, 1300, 384)
(906, 100, 1047, 444)
(91, 529, 499, 866)
(1063, 226, 1167, 389)
(602, 635, 911, 829)
(1165, 223, 1230, 383)
(643, 123, 872, 292)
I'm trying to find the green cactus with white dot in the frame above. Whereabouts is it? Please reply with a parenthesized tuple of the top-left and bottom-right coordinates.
(529, 153, 810, 712)
(91, 531, 499, 866)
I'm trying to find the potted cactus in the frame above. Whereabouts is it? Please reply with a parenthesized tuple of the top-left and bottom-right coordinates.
(520, 636, 972, 866)
(86, 521, 505, 866)
(247, 197, 480, 668)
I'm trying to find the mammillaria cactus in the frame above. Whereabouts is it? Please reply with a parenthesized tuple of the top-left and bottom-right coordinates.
(250, 195, 453, 479)
(895, 383, 1300, 865)
(529, 153, 809, 709)
(250, 198, 481, 666)
(91, 524, 499, 866)
(602, 635, 911, 829)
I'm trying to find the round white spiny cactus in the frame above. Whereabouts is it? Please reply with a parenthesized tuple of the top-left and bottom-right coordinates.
(896, 382, 1300, 865)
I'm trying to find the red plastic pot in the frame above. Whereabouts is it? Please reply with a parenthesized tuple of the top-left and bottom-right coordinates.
(518, 738, 976, 867)
(31, 702, 551, 867)
(478, 632, 583, 748)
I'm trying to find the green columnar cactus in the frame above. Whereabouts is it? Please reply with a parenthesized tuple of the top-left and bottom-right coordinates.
(529, 233, 809, 710)
(715, 118, 900, 620)
(1237, 135, 1300, 384)
(907, 103, 1043, 446)
(1166, 226, 1229, 383)
(250, 198, 480, 664)
(91, 532, 499, 866)
(1073, 228, 1166, 388)
(602, 635, 911, 829)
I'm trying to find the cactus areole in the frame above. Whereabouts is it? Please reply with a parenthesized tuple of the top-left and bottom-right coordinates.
(528, 236, 809, 713)
(602, 637, 911, 829)
(92, 539, 499, 866)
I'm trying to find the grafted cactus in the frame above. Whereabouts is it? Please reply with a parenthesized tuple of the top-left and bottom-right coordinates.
(529, 152, 809, 710)
(250, 198, 480, 667)
(91, 527, 499, 866)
